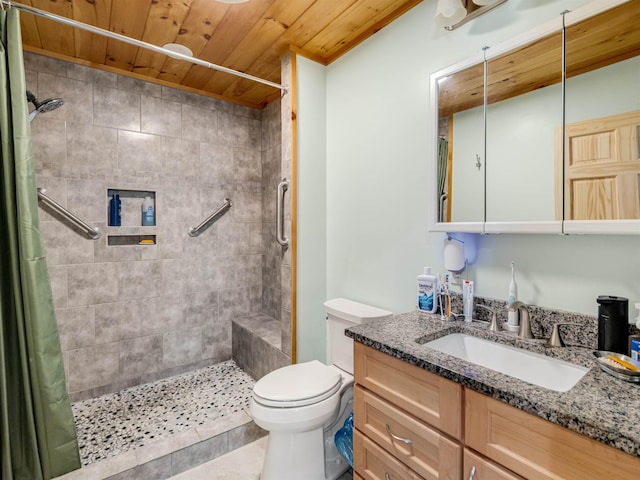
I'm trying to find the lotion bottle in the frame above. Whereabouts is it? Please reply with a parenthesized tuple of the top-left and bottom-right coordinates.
(142, 196, 155, 226)
(417, 267, 438, 314)
(507, 261, 518, 326)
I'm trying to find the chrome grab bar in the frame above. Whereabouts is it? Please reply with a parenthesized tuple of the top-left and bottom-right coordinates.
(37, 188, 101, 240)
(188, 198, 232, 237)
(276, 178, 289, 247)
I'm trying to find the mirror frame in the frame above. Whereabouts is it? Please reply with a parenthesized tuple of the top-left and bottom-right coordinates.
(428, 0, 640, 235)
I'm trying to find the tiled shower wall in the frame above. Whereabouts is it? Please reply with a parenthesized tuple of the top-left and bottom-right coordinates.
(24, 52, 289, 400)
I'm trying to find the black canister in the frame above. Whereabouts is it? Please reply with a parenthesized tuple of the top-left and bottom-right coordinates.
(597, 295, 629, 354)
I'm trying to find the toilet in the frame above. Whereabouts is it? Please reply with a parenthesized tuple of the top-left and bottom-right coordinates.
(250, 298, 392, 480)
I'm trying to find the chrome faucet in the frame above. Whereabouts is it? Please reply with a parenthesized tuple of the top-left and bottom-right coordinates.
(476, 304, 500, 332)
(507, 301, 534, 339)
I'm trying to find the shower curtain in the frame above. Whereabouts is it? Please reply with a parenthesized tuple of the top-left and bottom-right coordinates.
(0, 8, 81, 480)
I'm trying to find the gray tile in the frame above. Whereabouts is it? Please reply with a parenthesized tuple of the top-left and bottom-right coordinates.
(199, 143, 234, 185)
(163, 327, 204, 368)
(37, 72, 93, 124)
(30, 118, 67, 170)
(139, 295, 184, 334)
(117, 75, 162, 97)
(157, 185, 200, 224)
(162, 86, 223, 111)
(94, 300, 142, 344)
(218, 285, 262, 323)
(202, 320, 231, 362)
(156, 223, 184, 259)
(117, 260, 162, 300)
(67, 343, 120, 392)
(161, 257, 202, 295)
(67, 262, 119, 306)
(228, 422, 267, 451)
(217, 111, 251, 149)
(40, 220, 95, 266)
(67, 178, 106, 223)
(170, 434, 228, 476)
(233, 148, 261, 183)
(117, 130, 163, 172)
(141, 95, 182, 137)
(24, 52, 67, 77)
(94, 87, 141, 131)
(56, 305, 95, 351)
(183, 291, 217, 328)
(48, 264, 68, 309)
(161, 137, 199, 177)
(181, 104, 217, 144)
(232, 190, 261, 223)
(107, 455, 172, 480)
(67, 63, 117, 88)
(67, 122, 117, 170)
(119, 335, 163, 377)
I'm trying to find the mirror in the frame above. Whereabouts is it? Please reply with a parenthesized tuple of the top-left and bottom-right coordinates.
(562, 2, 640, 223)
(485, 30, 563, 224)
(430, 0, 640, 234)
(435, 60, 485, 227)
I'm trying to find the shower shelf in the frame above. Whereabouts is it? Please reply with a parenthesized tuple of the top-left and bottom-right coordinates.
(106, 188, 157, 246)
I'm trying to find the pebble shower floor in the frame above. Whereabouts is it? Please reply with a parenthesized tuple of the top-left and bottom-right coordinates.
(72, 360, 255, 465)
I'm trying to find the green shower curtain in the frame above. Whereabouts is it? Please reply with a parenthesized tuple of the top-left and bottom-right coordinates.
(0, 7, 81, 480)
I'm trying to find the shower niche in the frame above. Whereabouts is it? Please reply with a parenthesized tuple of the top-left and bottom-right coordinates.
(106, 188, 156, 246)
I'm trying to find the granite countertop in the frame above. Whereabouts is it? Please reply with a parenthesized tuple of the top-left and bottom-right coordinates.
(346, 311, 640, 458)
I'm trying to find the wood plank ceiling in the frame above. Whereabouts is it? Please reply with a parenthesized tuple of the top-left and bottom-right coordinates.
(18, 0, 423, 109)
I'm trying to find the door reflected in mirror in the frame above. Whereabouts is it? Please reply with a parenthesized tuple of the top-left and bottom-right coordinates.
(561, 2, 640, 220)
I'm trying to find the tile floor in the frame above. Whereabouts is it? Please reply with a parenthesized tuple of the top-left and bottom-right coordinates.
(167, 436, 354, 480)
(72, 360, 255, 465)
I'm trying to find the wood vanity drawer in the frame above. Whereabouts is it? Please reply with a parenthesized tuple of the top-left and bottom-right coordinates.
(355, 385, 462, 480)
(463, 449, 524, 480)
(354, 343, 462, 439)
(465, 389, 640, 479)
(354, 429, 422, 480)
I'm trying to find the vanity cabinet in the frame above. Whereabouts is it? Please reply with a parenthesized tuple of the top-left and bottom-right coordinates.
(465, 389, 640, 479)
(354, 342, 462, 479)
(353, 343, 640, 480)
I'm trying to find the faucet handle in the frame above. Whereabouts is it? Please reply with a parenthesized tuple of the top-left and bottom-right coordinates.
(547, 322, 582, 347)
(476, 304, 500, 332)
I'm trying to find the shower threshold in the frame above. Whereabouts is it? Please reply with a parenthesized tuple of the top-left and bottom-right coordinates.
(54, 360, 265, 480)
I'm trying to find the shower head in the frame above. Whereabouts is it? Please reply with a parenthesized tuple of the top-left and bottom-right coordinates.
(26, 90, 64, 122)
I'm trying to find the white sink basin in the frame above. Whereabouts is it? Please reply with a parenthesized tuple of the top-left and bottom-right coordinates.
(424, 333, 589, 392)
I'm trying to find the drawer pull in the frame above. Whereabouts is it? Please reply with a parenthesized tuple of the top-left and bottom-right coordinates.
(385, 424, 413, 444)
(468, 466, 476, 480)
(385, 474, 391, 480)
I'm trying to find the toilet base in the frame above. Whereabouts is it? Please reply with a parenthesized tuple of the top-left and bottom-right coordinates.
(262, 428, 328, 480)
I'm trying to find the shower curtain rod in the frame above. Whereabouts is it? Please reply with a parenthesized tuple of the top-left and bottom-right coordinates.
(0, 0, 288, 94)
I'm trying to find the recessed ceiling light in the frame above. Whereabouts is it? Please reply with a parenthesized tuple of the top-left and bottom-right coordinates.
(162, 43, 194, 58)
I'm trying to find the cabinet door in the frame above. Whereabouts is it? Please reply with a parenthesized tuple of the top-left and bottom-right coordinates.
(355, 386, 461, 480)
(354, 429, 422, 480)
(464, 449, 524, 480)
(465, 389, 640, 479)
(354, 343, 462, 439)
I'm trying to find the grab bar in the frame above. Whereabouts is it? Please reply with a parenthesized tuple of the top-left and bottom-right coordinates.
(188, 198, 232, 237)
(276, 178, 289, 247)
(37, 188, 101, 240)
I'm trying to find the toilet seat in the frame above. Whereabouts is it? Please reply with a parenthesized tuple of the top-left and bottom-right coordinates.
(253, 360, 343, 408)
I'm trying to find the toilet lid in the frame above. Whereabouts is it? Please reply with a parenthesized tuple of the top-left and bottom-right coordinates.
(253, 360, 342, 408)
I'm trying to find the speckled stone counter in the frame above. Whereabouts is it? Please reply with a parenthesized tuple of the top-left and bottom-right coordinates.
(346, 311, 640, 458)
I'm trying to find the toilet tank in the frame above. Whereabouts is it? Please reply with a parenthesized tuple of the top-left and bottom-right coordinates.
(324, 298, 392, 374)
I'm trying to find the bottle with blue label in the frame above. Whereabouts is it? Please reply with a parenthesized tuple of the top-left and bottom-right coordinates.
(417, 266, 438, 313)
(109, 194, 121, 226)
(142, 196, 155, 226)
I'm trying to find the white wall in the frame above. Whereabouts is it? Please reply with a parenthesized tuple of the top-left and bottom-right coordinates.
(321, 0, 640, 321)
(296, 56, 328, 362)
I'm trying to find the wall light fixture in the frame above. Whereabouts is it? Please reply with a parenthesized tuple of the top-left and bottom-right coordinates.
(436, 0, 508, 31)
